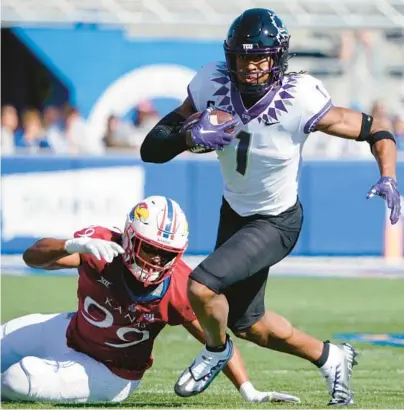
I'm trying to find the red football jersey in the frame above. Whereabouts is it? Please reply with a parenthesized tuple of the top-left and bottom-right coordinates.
(66, 226, 196, 380)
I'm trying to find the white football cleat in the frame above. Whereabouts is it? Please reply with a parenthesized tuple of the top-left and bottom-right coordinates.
(174, 338, 233, 397)
(319, 342, 358, 406)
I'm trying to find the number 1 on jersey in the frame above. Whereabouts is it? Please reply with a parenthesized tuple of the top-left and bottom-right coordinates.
(236, 130, 252, 175)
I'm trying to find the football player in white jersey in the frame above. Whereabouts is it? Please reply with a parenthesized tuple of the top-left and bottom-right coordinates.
(141, 8, 401, 406)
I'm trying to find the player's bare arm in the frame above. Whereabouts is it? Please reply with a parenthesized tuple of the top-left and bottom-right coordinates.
(316, 106, 401, 224)
(23, 238, 81, 269)
(316, 107, 397, 179)
(140, 97, 196, 163)
(23, 236, 124, 270)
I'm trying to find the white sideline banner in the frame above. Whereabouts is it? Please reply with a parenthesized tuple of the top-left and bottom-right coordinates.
(2, 166, 145, 241)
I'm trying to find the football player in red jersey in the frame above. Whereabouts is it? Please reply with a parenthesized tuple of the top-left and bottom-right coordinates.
(1, 195, 300, 404)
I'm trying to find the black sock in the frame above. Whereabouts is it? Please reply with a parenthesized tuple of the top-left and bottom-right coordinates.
(313, 340, 330, 368)
(206, 343, 227, 353)
(206, 335, 229, 353)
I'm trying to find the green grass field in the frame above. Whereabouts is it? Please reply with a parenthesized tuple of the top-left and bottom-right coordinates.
(1, 275, 404, 409)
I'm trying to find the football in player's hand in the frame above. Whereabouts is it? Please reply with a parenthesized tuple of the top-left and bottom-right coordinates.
(184, 109, 235, 132)
(184, 109, 235, 154)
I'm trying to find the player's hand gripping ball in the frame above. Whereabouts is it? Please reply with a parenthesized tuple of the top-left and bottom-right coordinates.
(183, 108, 237, 153)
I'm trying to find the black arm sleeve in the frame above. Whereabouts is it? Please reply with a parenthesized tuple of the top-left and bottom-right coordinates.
(140, 110, 189, 163)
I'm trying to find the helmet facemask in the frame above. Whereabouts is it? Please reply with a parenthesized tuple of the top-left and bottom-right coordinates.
(224, 45, 289, 95)
(123, 223, 184, 287)
(224, 8, 291, 95)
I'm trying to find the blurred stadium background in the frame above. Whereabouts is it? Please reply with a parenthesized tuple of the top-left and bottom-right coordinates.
(1, 1, 404, 408)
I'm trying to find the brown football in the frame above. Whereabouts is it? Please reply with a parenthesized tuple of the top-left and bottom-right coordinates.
(183, 109, 235, 154)
(184, 109, 235, 133)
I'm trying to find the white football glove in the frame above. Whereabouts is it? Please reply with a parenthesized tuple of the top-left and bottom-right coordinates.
(65, 237, 124, 263)
(246, 391, 301, 404)
(240, 381, 301, 404)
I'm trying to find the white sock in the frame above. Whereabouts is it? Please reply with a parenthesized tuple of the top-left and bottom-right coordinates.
(320, 343, 342, 371)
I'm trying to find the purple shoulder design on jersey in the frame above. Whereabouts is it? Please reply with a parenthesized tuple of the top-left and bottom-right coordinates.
(210, 62, 235, 114)
(260, 75, 300, 124)
(197, 66, 301, 124)
(187, 62, 235, 114)
(230, 74, 300, 125)
(303, 99, 333, 134)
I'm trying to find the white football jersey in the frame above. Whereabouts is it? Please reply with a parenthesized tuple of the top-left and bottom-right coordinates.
(187, 61, 332, 216)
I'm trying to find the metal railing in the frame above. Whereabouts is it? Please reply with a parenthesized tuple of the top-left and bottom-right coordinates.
(2, 0, 404, 37)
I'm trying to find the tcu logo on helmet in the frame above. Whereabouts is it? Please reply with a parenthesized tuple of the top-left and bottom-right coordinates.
(242, 44, 253, 50)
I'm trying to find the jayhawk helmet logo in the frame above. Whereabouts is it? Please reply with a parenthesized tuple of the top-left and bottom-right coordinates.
(133, 202, 149, 223)
(123, 195, 189, 287)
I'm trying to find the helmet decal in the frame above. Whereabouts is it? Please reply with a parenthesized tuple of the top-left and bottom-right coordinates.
(224, 8, 291, 95)
(132, 202, 150, 224)
(122, 196, 188, 286)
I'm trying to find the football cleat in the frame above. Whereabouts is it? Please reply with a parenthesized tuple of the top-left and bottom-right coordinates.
(174, 337, 233, 397)
(319, 342, 358, 406)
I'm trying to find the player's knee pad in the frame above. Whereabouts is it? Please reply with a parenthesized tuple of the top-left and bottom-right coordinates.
(2, 356, 57, 402)
(2, 355, 70, 402)
(1, 359, 31, 401)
